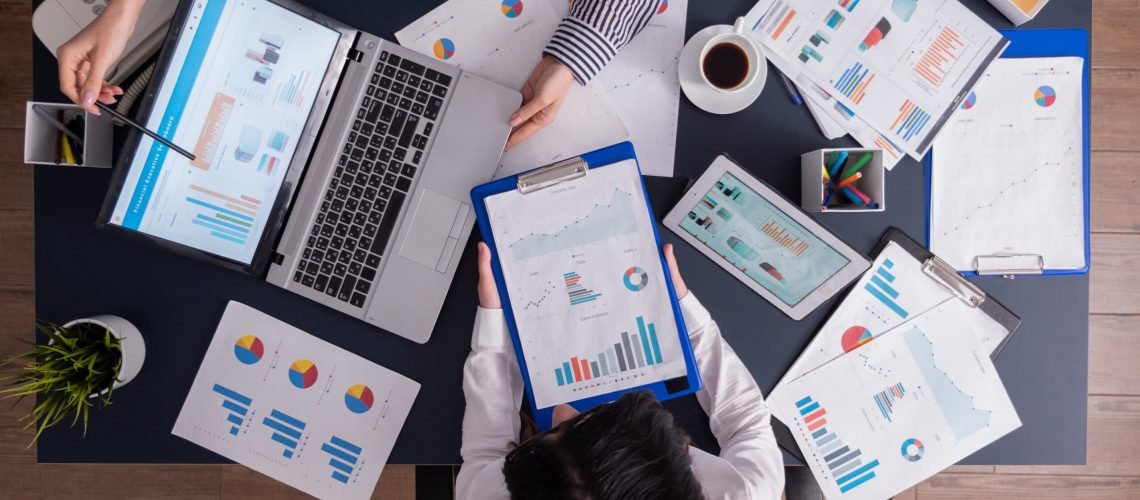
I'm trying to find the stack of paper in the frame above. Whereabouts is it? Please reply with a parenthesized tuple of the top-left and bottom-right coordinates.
(770, 245, 1021, 499)
(744, 0, 1009, 169)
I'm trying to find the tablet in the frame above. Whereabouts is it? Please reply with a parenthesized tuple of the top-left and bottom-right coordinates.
(664, 155, 870, 320)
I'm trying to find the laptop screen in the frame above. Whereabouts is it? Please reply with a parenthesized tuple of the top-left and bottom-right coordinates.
(107, 0, 341, 265)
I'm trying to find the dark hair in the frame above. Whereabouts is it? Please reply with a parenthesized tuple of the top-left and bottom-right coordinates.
(503, 391, 704, 500)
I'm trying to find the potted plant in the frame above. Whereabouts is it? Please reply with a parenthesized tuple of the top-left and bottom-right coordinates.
(1, 315, 145, 442)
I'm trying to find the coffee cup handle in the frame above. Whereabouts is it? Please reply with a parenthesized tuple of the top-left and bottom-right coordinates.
(732, 16, 746, 35)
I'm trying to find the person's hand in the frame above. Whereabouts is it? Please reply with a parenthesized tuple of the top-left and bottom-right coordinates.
(57, 0, 146, 114)
(506, 57, 576, 150)
(664, 244, 689, 300)
(477, 243, 502, 309)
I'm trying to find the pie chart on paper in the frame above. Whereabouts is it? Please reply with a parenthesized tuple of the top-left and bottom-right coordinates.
(658, 0, 669, 14)
(841, 326, 873, 352)
(289, 359, 319, 389)
(1035, 85, 1056, 107)
(501, 0, 524, 18)
(233, 335, 264, 365)
(345, 384, 375, 414)
(433, 38, 456, 60)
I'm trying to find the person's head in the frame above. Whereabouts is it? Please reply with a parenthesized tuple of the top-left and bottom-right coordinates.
(503, 390, 703, 500)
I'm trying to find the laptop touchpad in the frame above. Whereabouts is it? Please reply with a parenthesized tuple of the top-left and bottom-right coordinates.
(399, 190, 461, 271)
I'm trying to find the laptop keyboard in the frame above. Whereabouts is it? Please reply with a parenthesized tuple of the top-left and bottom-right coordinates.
(292, 50, 454, 308)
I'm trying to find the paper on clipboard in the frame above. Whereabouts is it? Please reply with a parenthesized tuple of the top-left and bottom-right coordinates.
(778, 241, 1010, 388)
(769, 298, 1021, 500)
(929, 57, 1085, 273)
(483, 160, 687, 408)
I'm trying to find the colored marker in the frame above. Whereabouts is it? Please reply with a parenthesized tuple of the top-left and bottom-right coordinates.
(823, 187, 835, 209)
(841, 187, 866, 206)
(828, 150, 849, 178)
(847, 184, 872, 204)
(835, 171, 862, 190)
(842, 152, 873, 179)
(777, 72, 803, 106)
(822, 166, 831, 184)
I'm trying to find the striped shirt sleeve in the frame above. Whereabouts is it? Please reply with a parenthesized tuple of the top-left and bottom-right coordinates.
(543, 0, 664, 85)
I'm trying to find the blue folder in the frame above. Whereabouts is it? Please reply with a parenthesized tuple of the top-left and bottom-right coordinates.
(924, 29, 1091, 276)
(471, 142, 702, 430)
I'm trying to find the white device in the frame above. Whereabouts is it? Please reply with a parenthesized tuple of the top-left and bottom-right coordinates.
(33, 0, 178, 84)
(664, 155, 870, 320)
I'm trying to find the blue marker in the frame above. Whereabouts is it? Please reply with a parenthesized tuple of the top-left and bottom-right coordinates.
(829, 150, 849, 178)
(823, 187, 835, 209)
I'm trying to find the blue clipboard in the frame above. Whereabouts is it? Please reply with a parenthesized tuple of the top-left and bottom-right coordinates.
(924, 29, 1091, 277)
(471, 142, 702, 430)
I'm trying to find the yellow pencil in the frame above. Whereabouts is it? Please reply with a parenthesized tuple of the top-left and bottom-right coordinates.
(61, 134, 77, 165)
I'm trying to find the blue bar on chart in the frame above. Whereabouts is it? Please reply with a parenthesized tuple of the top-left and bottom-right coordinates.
(864, 258, 908, 318)
(795, 395, 879, 494)
(833, 62, 874, 105)
(262, 409, 307, 459)
(554, 316, 663, 386)
(872, 383, 906, 422)
(211, 384, 252, 436)
(185, 185, 262, 246)
(320, 435, 364, 484)
(564, 272, 602, 305)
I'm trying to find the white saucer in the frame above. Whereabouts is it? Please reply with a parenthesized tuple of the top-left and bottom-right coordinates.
(679, 25, 767, 115)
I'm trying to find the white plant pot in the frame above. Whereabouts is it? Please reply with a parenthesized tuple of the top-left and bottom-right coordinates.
(61, 315, 146, 397)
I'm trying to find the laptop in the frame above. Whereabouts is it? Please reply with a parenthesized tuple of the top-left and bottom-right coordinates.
(97, 0, 521, 343)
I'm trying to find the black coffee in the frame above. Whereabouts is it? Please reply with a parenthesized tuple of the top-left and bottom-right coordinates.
(702, 42, 750, 89)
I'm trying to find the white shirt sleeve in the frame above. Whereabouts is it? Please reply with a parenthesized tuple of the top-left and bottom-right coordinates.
(681, 293, 786, 500)
(455, 307, 520, 500)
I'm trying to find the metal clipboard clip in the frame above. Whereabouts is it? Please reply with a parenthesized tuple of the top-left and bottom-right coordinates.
(922, 254, 986, 308)
(517, 157, 589, 194)
(973, 254, 1046, 278)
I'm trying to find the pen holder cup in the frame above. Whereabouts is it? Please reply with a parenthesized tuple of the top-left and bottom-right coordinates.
(801, 148, 885, 213)
(986, 0, 1050, 26)
(24, 101, 113, 168)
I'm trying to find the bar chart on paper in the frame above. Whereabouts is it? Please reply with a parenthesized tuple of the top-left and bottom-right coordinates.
(864, 258, 908, 319)
(321, 435, 364, 484)
(262, 409, 307, 459)
(553, 316, 664, 388)
(212, 384, 253, 436)
(795, 395, 881, 495)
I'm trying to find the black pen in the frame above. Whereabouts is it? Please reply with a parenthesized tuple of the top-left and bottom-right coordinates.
(95, 101, 196, 161)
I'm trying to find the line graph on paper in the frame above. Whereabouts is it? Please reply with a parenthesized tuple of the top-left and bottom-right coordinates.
(938, 155, 1072, 238)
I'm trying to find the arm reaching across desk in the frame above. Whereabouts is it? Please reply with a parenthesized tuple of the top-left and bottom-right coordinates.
(507, 0, 663, 149)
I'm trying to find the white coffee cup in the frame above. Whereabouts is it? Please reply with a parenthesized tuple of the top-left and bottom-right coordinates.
(699, 17, 764, 94)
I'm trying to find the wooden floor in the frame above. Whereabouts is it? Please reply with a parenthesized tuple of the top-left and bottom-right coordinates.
(1, 0, 1137, 498)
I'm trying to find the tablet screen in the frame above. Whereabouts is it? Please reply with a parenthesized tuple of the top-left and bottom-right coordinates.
(106, 0, 340, 265)
(678, 173, 850, 306)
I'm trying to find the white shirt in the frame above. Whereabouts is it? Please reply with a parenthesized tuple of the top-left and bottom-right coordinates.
(456, 293, 786, 499)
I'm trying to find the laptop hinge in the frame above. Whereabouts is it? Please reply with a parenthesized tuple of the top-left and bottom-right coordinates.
(347, 48, 364, 63)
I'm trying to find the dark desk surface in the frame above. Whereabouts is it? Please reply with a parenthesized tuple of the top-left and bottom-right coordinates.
(34, 0, 1089, 465)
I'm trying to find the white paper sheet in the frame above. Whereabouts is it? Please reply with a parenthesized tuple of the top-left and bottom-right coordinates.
(484, 160, 687, 408)
(777, 242, 1009, 387)
(743, 0, 1007, 159)
(396, 0, 628, 178)
(799, 80, 907, 169)
(769, 299, 1021, 500)
(173, 302, 420, 500)
(930, 57, 1085, 272)
(547, 0, 688, 177)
